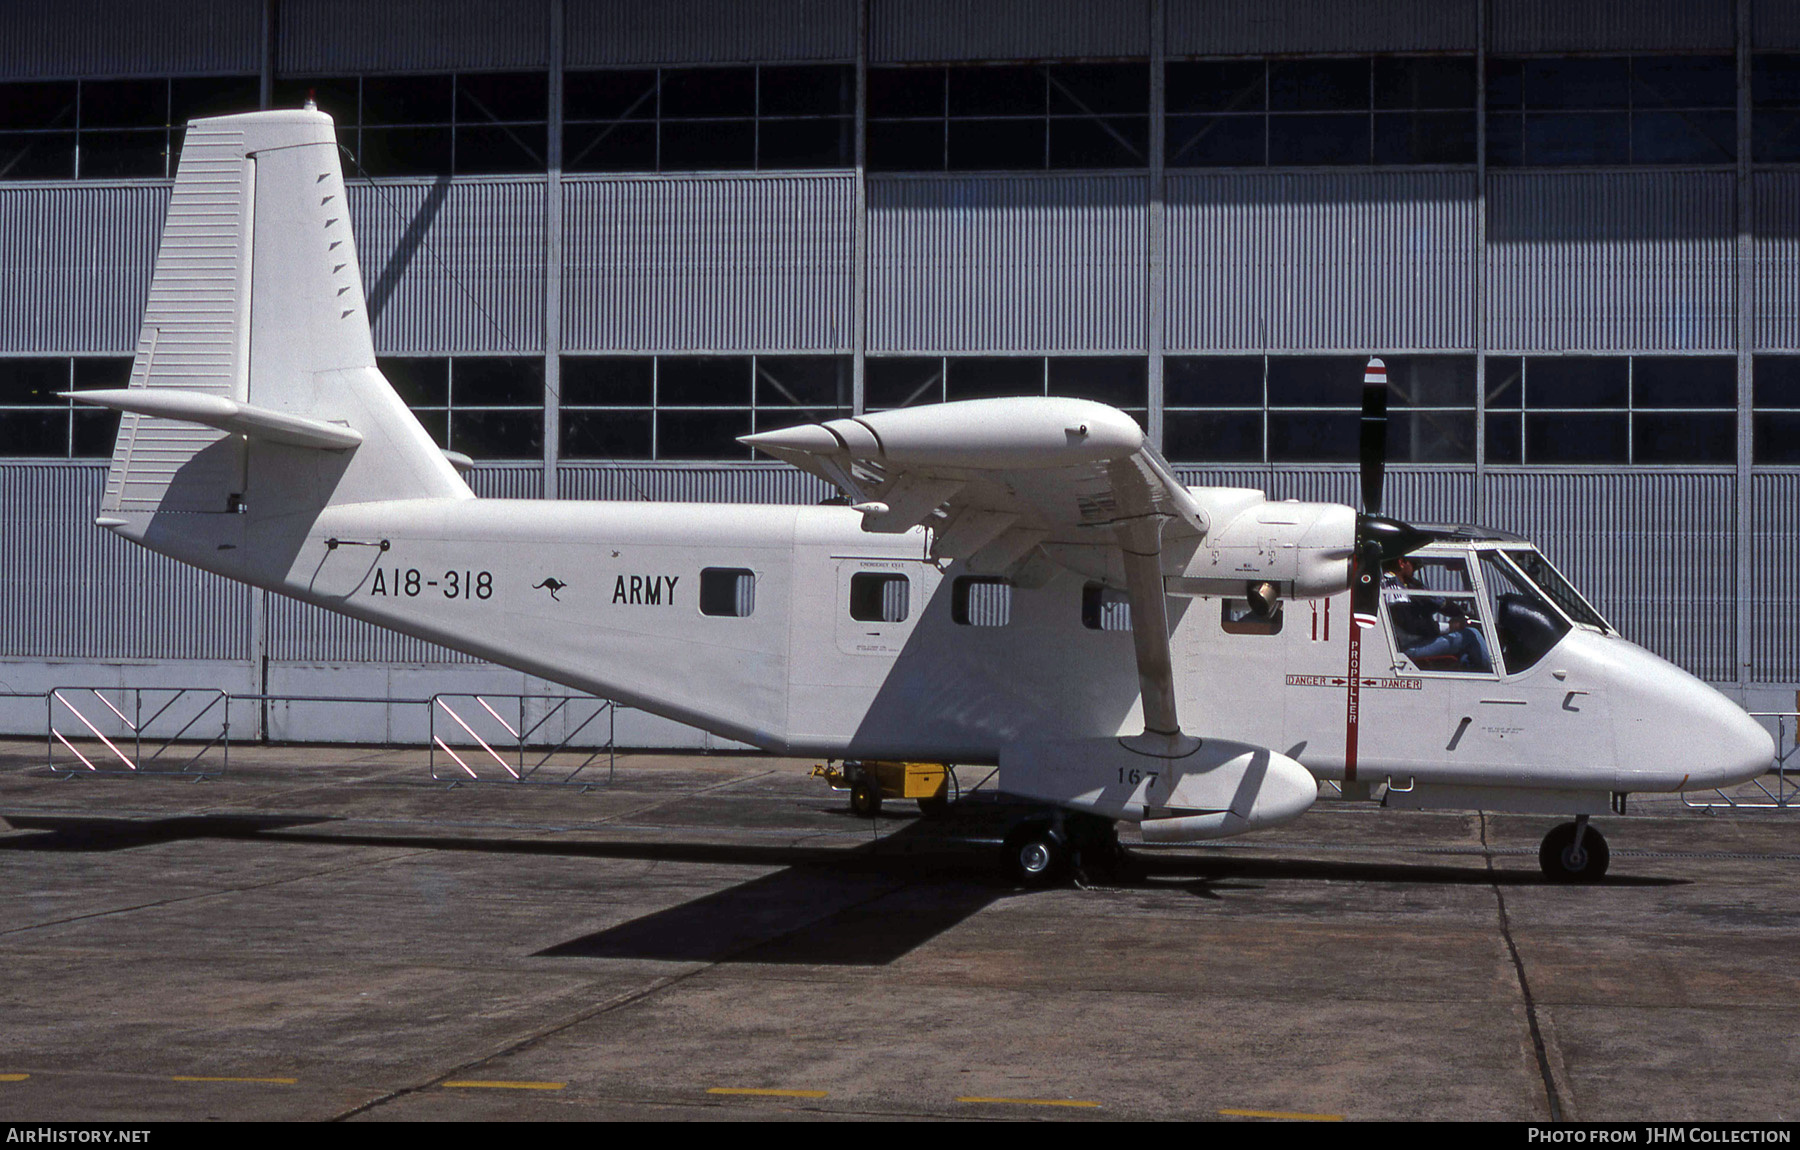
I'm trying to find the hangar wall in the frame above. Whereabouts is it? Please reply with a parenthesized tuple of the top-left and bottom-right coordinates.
(2, 0, 1796, 748)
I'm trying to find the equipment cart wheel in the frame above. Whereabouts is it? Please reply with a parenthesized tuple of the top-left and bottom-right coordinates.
(916, 791, 950, 818)
(1539, 820, 1609, 883)
(1003, 823, 1067, 886)
(850, 778, 882, 818)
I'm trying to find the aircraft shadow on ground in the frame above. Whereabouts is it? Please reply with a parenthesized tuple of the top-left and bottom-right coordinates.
(0, 813, 1685, 966)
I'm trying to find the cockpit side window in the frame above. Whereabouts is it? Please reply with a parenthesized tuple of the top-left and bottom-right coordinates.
(1381, 555, 1495, 675)
(1501, 549, 1610, 632)
(1479, 552, 1572, 674)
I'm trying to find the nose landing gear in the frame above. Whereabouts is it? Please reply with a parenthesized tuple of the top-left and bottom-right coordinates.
(1539, 815, 1610, 882)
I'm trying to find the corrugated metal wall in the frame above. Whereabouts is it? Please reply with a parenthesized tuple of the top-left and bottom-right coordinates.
(1484, 471, 1738, 682)
(279, 0, 550, 73)
(569, 0, 856, 65)
(1485, 172, 1736, 352)
(1167, 0, 1475, 54)
(869, 174, 1146, 352)
(1750, 473, 1800, 683)
(1167, 172, 1478, 352)
(349, 179, 546, 355)
(0, 0, 260, 79)
(562, 174, 853, 352)
(0, 185, 167, 354)
(1755, 172, 1800, 351)
(0, 464, 250, 660)
(1177, 467, 1477, 527)
(1489, 0, 1735, 52)
(871, 0, 1149, 62)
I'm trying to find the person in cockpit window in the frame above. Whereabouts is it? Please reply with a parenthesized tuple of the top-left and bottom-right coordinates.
(1382, 556, 1492, 673)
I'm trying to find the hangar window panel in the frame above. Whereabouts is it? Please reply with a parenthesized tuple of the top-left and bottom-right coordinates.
(1048, 357, 1149, 429)
(1486, 356, 1735, 464)
(379, 356, 543, 460)
(1167, 56, 1473, 169)
(1164, 355, 1474, 464)
(1487, 55, 1735, 167)
(869, 62, 1147, 172)
(2, 76, 261, 181)
(1081, 583, 1132, 632)
(1753, 356, 1800, 464)
(850, 572, 909, 623)
(945, 357, 1045, 402)
(700, 568, 757, 617)
(1753, 56, 1800, 162)
(952, 576, 1012, 626)
(565, 65, 852, 173)
(866, 357, 945, 409)
(277, 72, 547, 177)
(561, 355, 845, 461)
(755, 357, 852, 428)
(0, 357, 130, 459)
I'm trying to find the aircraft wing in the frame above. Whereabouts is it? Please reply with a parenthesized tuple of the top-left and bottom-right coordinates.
(740, 397, 1206, 576)
(744, 397, 1206, 754)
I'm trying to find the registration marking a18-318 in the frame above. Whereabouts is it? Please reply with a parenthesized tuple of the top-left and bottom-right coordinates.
(370, 568, 493, 600)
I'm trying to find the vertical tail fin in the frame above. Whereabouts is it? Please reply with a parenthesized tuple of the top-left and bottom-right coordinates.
(93, 109, 469, 522)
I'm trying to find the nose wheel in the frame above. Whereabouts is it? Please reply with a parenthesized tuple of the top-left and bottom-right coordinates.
(1539, 817, 1609, 882)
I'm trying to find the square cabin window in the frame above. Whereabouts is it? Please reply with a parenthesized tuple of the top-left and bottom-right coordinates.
(850, 572, 909, 623)
(952, 576, 1012, 626)
(699, 567, 756, 617)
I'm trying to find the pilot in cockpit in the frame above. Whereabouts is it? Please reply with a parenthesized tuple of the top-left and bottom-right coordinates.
(1383, 556, 1492, 673)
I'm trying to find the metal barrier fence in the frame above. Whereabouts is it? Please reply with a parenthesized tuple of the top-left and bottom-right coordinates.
(47, 687, 229, 777)
(8, 689, 619, 785)
(428, 693, 616, 787)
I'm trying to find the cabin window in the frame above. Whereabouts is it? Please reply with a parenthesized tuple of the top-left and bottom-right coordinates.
(1477, 552, 1573, 674)
(1081, 583, 1132, 631)
(699, 568, 756, 617)
(1381, 555, 1493, 674)
(952, 576, 1012, 626)
(849, 572, 909, 623)
(1221, 598, 1283, 635)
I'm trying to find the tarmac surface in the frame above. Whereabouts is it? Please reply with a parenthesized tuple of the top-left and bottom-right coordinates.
(0, 736, 1796, 1123)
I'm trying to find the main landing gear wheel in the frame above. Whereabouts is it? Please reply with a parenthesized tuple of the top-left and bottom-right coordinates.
(916, 792, 950, 818)
(1003, 824, 1067, 886)
(1539, 820, 1610, 883)
(849, 779, 882, 818)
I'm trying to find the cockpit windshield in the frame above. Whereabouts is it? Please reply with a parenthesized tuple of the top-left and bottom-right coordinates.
(1499, 549, 1611, 632)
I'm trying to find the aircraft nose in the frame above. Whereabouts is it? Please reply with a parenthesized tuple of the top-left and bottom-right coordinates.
(1611, 646, 1775, 793)
(1692, 701, 1776, 791)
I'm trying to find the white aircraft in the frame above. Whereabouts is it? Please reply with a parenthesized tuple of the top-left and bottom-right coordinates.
(70, 109, 1773, 885)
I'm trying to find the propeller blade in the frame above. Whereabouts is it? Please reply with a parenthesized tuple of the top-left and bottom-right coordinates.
(1358, 357, 1388, 517)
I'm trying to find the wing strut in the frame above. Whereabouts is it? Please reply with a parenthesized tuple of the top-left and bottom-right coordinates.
(1116, 517, 1202, 764)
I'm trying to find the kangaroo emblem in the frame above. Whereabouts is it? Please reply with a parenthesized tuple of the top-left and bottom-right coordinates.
(534, 578, 568, 601)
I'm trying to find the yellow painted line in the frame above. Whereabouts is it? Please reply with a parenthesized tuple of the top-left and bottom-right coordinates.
(442, 1080, 566, 1091)
(1219, 1108, 1344, 1122)
(956, 1096, 1101, 1109)
(707, 1087, 828, 1098)
(170, 1076, 298, 1085)
(0, 1075, 28, 1083)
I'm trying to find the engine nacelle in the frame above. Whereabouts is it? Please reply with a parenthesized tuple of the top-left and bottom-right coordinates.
(1171, 498, 1356, 601)
(998, 736, 1317, 840)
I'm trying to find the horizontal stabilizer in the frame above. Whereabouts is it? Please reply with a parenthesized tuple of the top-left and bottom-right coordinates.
(69, 389, 363, 451)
